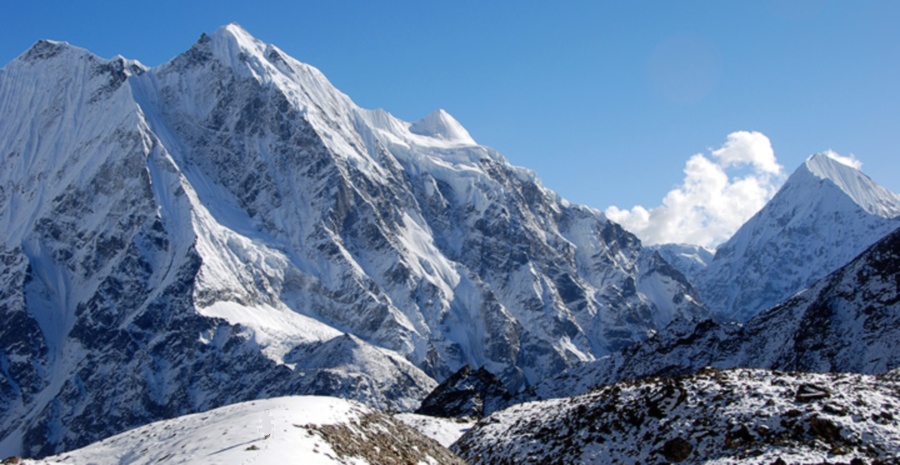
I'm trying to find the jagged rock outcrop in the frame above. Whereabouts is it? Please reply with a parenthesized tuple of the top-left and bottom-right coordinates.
(416, 366, 511, 418)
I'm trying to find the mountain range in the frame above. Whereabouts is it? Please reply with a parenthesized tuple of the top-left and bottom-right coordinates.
(525, 222, 900, 403)
(2, 24, 899, 462)
(0, 24, 704, 457)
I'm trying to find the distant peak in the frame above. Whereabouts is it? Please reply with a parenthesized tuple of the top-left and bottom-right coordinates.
(409, 109, 476, 145)
(19, 39, 80, 63)
(806, 151, 862, 171)
(213, 22, 251, 40)
(795, 151, 900, 218)
(802, 151, 863, 182)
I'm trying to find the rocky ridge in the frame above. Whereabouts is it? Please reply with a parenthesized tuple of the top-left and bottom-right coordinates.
(454, 368, 900, 465)
(415, 365, 512, 418)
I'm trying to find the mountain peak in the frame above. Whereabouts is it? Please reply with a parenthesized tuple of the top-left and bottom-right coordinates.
(409, 109, 476, 145)
(797, 151, 900, 218)
(210, 22, 255, 47)
(17, 39, 88, 64)
(205, 22, 270, 73)
(698, 154, 900, 322)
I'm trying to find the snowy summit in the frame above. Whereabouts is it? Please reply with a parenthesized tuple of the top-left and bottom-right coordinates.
(694, 150, 900, 321)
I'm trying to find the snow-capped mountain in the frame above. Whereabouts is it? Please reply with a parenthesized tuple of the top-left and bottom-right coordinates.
(33, 396, 465, 465)
(527, 224, 900, 401)
(0, 24, 705, 457)
(454, 368, 900, 464)
(652, 243, 714, 288)
(697, 152, 900, 322)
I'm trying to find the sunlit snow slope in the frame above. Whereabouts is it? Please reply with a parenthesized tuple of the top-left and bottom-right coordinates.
(40, 396, 465, 465)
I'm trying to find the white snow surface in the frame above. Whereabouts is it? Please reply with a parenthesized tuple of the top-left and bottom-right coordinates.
(651, 243, 714, 285)
(807, 151, 900, 217)
(394, 413, 475, 448)
(38, 396, 459, 465)
(407, 109, 476, 146)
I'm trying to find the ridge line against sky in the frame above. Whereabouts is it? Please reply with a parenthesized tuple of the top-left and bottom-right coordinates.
(2, 1, 898, 246)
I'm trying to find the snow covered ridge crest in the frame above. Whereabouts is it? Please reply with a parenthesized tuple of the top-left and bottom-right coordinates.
(805, 151, 900, 218)
(35, 396, 466, 465)
(187, 22, 478, 150)
(0, 23, 705, 456)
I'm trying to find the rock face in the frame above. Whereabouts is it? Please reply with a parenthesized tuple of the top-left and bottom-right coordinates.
(694, 153, 900, 322)
(0, 24, 705, 456)
(527, 225, 900, 401)
(453, 368, 900, 465)
(416, 366, 511, 418)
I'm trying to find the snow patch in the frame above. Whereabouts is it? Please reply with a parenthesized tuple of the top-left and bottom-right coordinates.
(409, 109, 476, 146)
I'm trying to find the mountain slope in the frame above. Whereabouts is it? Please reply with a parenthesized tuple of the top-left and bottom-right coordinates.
(0, 34, 437, 458)
(454, 368, 900, 464)
(37, 396, 465, 465)
(528, 225, 900, 401)
(133, 23, 707, 384)
(652, 243, 714, 287)
(0, 24, 706, 456)
(697, 153, 900, 322)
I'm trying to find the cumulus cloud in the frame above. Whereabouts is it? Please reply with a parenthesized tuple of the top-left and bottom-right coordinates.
(605, 131, 785, 248)
(822, 150, 863, 169)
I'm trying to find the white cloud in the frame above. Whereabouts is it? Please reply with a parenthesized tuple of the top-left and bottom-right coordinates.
(605, 131, 785, 248)
(711, 130, 781, 174)
(822, 150, 863, 169)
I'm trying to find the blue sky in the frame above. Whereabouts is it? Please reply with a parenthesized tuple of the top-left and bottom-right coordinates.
(2, 1, 898, 245)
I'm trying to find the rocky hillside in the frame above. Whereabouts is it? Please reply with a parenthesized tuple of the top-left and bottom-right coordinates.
(454, 368, 900, 464)
(415, 365, 512, 418)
